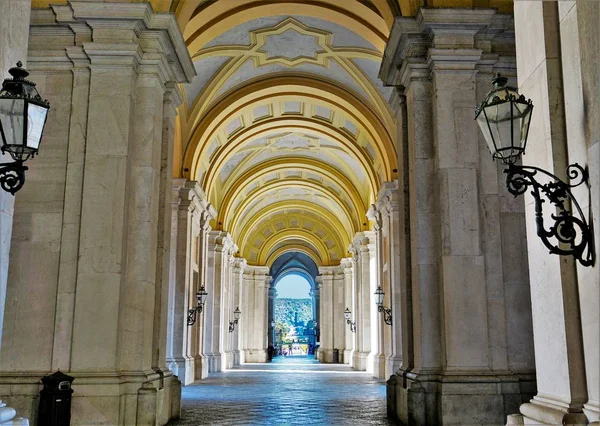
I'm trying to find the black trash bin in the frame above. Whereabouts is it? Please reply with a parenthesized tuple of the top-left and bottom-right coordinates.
(38, 370, 74, 426)
(332, 348, 339, 363)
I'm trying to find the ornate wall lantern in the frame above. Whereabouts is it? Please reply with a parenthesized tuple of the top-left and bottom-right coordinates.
(476, 74, 595, 267)
(343, 307, 356, 332)
(0, 62, 50, 194)
(187, 285, 208, 326)
(374, 285, 392, 325)
(228, 307, 241, 332)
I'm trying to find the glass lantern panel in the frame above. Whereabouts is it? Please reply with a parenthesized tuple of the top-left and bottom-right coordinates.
(375, 288, 384, 305)
(26, 103, 48, 150)
(476, 112, 496, 156)
(0, 98, 25, 147)
(513, 102, 533, 150)
(483, 102, 515, 161)
(344, 309, 351, 320)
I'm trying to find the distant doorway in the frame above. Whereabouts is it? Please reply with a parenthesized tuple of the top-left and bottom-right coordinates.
(274, 274, 316, 357)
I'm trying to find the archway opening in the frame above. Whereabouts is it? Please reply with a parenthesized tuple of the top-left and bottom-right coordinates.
(274, 273, 314, 356)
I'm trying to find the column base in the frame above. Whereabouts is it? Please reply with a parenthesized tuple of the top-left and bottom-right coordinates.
(207, 353, 222, 373)
(343, 349, 353, 365)
(0, 371, 181, 426)
(352, 351, 368, 371)
(386, 356, 402, 379)
(167, 356, 195, 385)
(519, 399, 589, 425)
(584, 402, 600, 424)
(387, 370, 536, 425)
(371, 353, 386, 379)
(195, 355, 209, 380)
(244, 349, 267, 363)
(232, 350, 241, 366)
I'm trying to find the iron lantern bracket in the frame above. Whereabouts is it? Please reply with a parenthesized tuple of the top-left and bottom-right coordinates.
(0, 160, 27, 195)
(187, 305, 203, 326)
(378, 305, 392, 326)
(229, 319, 238, 333)
(346, 319, 356, 333)
(505, 163, 595, 267)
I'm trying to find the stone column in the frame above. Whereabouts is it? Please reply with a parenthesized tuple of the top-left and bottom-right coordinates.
(341, 258, 354, 364)
(166, 181, 194, 385)
(152, 82, 182, 405)
(204, 231, 235, 373)
(374, 181, 403, 378)
(232, 258, 246, 366)
(165, 181, 215, 385)
(0, 0, 31, 423)
(267, 284, 276, 348)
(195, 210, 211, 379)
(351, 232, 375, 372)
(309, 286, 320, 353)
(221, 251, 234, 370)
(367, 207, 386, 379)
(379, 9, 535, 425)
(241, 266, 269, 363)
(316, 270, 333, 362)
(512, 2, 599, 424)
(332, 267, 346, 363)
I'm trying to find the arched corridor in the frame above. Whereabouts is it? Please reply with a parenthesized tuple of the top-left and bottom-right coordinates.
(168, 356, 394, 426)
(0, 0, 598, 425)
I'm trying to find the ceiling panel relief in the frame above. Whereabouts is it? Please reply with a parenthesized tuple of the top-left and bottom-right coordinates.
(181, 17, 393, 131)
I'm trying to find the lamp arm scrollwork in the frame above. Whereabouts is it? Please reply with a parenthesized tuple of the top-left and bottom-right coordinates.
(0, 161, 27, 195)
(505, 163, 595, 267)
(378, 305, 392, 325)
(187, 307, 198, 326)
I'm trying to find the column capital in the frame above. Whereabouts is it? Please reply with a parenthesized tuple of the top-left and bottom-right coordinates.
(380, 8, 514, 89)
(49, 1, 195, 83)
(375, 180, 401, 216)
(233, 258, 247, 275)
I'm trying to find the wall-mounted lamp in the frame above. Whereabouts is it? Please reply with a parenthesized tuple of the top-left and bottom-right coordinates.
(343, 307, 356, 332)
(476, 74, 595, 267)
(229, 307, 241, 332)
(0, 62, 50, 194)
(187, 285, 208, 326)
(374, 285, 392, 325)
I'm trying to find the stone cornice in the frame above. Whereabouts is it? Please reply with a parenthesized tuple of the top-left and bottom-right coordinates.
(242, 265, 270, 277)
(375, 180, 400, 214)
(46, 1, 195, 83)
(380, 8, 515, 89)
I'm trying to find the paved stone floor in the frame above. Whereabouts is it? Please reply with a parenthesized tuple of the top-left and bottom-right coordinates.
(168, 355, 397, 425)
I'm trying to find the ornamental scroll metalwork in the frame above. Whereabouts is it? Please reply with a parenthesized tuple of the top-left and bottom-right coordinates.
(505, 163, 595, 267)
(0, 161, 27, 195)
(378, 305, 392, 326)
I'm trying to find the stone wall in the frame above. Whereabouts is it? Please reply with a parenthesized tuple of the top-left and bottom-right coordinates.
(0, 2, 195, 424)
(380, 8, 536, 425)
(514, 1, 599, 424)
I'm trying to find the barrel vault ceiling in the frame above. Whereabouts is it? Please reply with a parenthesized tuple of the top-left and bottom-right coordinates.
(176, 2, 399, 267)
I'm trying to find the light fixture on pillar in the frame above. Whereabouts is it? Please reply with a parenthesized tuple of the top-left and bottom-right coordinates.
(374, 285, 392, 325)
(343, 307, 356, 333)
(0, 62, 50, 195)
(229, 307, 241, 332)
(187, 285, 208, 326)
(476, 74, 595, 267)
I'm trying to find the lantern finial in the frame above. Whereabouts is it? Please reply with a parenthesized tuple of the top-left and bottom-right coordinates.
(8, 61, 29, 80)
(491, 73, 507, 89)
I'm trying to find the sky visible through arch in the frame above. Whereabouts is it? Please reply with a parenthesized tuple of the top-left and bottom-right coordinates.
(276, 274, 311, 299)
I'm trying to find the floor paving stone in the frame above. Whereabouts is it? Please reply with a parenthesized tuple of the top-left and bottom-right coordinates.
(168, 355, 397, 425)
